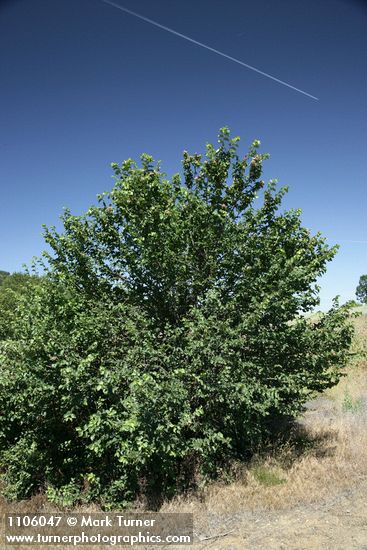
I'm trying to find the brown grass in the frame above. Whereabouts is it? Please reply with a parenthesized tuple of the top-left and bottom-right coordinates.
(162, 409, 367, 515)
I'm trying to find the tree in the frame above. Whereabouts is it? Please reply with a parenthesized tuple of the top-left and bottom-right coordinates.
(356, 275, 367, 304)
(0, 129, 354, 506)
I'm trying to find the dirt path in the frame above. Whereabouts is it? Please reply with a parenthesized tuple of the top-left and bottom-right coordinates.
(193, 480, 366, 549)
(194, 467, 367, 549)
(2, 484, 366, 549)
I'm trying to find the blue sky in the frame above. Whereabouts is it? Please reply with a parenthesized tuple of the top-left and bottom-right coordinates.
(1, 0, 366, 309)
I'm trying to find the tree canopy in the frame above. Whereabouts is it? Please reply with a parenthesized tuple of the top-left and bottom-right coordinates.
(0, 129, 354, 507)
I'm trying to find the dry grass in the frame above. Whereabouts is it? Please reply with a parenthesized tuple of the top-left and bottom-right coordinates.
(162, 409, 367, 517)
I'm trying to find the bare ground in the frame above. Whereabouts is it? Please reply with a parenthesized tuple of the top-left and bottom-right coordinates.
(193, 473, 367, 549)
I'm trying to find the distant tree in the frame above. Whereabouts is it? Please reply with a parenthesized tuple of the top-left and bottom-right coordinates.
(0, 129, 354, 506)
(356, 275, 367, 304)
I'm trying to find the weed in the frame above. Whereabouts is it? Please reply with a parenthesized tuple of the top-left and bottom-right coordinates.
(342, 391, 364, 414)
(251, 466, 286, 487)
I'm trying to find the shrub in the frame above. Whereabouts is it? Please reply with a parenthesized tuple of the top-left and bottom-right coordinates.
(0, 129, 354, 506)
(0, 272, 41, 340)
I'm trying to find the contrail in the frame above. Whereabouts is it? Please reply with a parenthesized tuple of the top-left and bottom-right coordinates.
(101, 0, 319, 101)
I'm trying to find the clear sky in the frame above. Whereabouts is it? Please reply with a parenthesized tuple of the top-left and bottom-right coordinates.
(1, 0, 366, 309)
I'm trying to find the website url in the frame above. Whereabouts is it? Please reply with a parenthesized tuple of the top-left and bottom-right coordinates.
(6, 531, 192, 546)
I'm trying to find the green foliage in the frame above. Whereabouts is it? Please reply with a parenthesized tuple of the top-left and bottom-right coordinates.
(0, 270, 10, 285)
(342, 391, 364, 414)
(356, 275, 367, 304)
(345, 299, 359, 308)
(252, 465, 286, 486)
(0, 129, 354, 506)
(0, 272, 41, 340)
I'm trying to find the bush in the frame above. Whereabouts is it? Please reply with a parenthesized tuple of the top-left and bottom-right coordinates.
(0, 272, 41, 340)
(0, 129, 354, 507)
